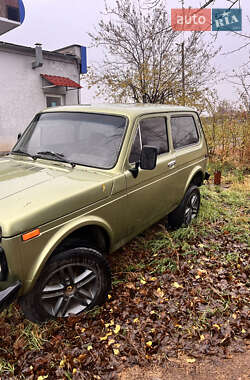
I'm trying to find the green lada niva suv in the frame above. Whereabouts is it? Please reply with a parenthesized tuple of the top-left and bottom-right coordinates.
(0, 104, 209, 322)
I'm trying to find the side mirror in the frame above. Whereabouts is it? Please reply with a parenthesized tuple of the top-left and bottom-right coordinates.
(17, 133, 22, 141)
(140, 146, 157, 170)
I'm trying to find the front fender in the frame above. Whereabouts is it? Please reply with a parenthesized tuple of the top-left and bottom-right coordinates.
(23, 216, 113, 293)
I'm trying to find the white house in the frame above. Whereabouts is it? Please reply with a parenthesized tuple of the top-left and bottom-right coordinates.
(0, 42, 83, 152)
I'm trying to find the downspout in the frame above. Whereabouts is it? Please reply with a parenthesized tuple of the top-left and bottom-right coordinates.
(32, 43, 43, 69)
(77, 88, 81, 105)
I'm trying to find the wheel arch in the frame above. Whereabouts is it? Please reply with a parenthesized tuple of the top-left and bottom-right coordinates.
(24, 217, 113, 293)
(184, 167, 204, 195)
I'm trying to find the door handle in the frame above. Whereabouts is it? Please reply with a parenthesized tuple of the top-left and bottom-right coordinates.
(168, 160, 176, 168)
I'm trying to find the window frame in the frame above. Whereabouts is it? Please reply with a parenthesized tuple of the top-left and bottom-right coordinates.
(170, 114, 200, 151)
(128, 115, 169, 164)
(12, 111, 129, 170)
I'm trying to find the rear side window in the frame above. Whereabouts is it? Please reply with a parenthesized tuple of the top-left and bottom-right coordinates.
(129, 117, 168, 163)
(171, 116, 199, 149)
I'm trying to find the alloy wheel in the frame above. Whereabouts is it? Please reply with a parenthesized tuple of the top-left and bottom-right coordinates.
(184, 192, 199, 225)
(40, 263, 98, 317)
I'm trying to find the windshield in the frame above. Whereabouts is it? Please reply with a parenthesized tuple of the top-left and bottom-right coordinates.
(12, 112, 127, 169)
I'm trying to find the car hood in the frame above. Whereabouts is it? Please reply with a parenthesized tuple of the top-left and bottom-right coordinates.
(0, 156, 113, 237)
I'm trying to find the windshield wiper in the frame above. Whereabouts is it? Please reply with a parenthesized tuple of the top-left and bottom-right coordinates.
(35, 151, 76, 168)
(11, 149, 35, 160)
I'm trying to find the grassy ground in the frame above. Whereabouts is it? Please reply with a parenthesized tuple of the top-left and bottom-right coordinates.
(0, 167, 249, 380)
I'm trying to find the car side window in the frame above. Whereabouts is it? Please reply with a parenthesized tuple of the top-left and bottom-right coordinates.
(129, 117, 168, 163)
(171, 116, 199, 149)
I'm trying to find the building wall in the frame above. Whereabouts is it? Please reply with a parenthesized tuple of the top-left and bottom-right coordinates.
(0, 47, 80, 151)
(0, 0, 19, 19)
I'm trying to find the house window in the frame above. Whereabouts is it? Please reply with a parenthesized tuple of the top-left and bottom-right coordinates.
(46, 96, 62, 108)
(7, 6, 20, 22)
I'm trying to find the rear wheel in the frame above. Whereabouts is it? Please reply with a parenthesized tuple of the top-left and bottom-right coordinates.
(20, 247, 111, 323)
(168, 185, 200, 229)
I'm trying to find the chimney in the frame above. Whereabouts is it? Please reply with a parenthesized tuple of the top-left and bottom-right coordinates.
(32, 43, 43, 69)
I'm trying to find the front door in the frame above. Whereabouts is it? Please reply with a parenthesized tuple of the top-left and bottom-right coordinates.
(125, 115, 178, 238)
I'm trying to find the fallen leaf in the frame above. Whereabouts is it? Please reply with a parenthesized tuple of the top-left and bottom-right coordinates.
(213, 324, 220, 330)
(99, 336, 107, 341)
(149, 277, 157, 281)
(78, 354, 87, 361)
(126, 282, 136, 289)
(172, 282, 183, 289)
(59, 360, 65, 368)
(156, 287, 164, 297)
(186, 358, 196, 363)
(114, 325, 121, 334)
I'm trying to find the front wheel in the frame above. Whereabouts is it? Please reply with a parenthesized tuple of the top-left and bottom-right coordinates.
(168, 185, 200, 229)
(20, 247, 111, 323)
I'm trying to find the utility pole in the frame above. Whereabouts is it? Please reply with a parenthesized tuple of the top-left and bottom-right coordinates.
(180, 0, 185, 106)
(181, 41, 185, 106)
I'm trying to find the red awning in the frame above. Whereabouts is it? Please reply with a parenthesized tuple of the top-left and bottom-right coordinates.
(41, 74, 81, 88)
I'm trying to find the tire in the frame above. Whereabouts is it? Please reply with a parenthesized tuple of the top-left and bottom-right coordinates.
(168, 185, 200, 229)
(19, 247, 111, 323)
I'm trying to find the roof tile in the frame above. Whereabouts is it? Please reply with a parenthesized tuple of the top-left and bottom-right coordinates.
(41, 74, 81, 88)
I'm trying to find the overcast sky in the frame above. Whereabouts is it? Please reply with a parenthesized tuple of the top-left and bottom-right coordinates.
(1, 0, 249, 103)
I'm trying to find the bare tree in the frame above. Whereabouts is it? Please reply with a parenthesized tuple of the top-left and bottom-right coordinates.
(221, 16, 250, 110)
(227, 66, 250, 111)
(143, 0, 241, 10)
(87, 0, 219, 105)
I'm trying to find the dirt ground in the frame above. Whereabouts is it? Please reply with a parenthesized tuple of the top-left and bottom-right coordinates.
(119, 349, 250, 380)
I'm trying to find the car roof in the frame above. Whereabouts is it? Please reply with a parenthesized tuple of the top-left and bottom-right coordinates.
(42, 103, 196, 118)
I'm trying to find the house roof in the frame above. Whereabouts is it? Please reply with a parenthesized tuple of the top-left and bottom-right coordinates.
(41, 74, 81, 89)
(0, 41, 79, 63)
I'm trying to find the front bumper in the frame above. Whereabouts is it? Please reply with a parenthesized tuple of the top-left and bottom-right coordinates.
(0, 280, 22, 313)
